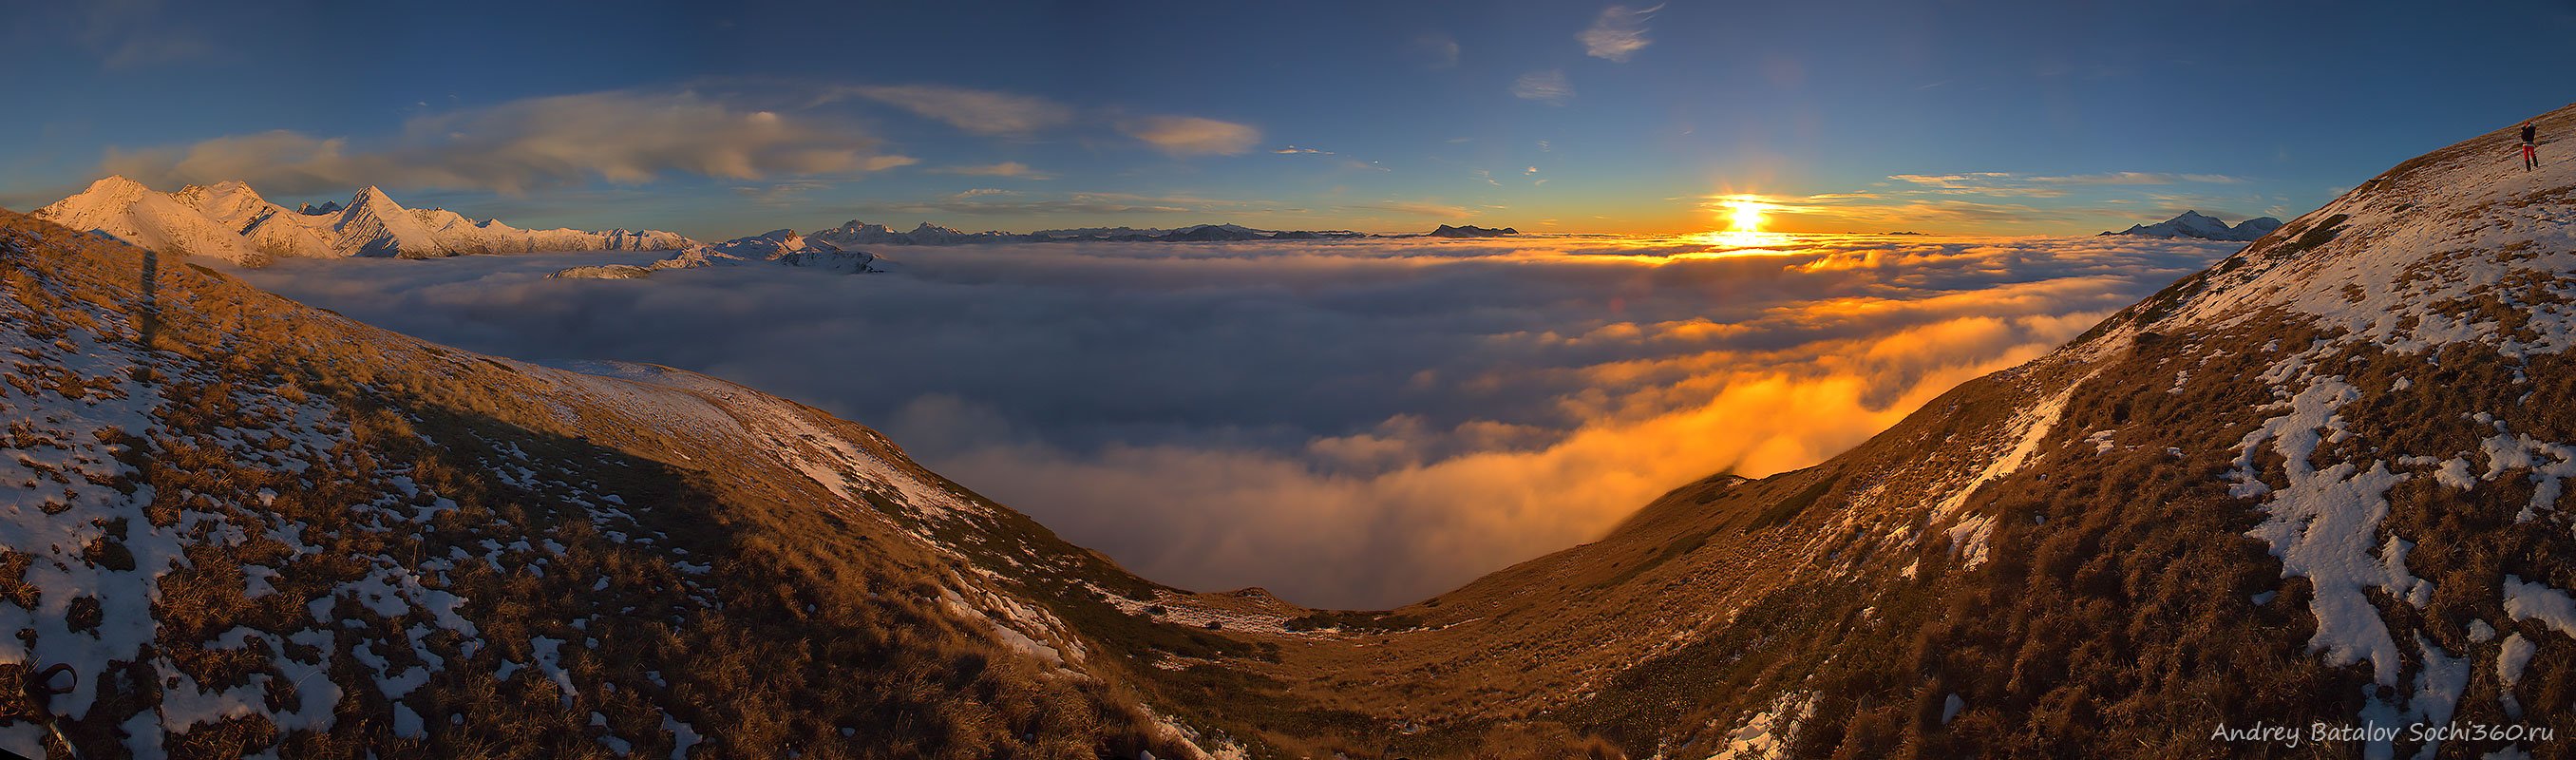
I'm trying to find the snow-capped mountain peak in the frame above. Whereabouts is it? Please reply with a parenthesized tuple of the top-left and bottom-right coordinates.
(2103, 209, 2283, 240)
(30, 177, 696, 264)
(34, 175, 266, 266)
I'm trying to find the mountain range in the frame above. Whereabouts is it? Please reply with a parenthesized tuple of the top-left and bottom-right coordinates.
(2101, 209, 2284, 241)
(2, 107, 2573, 758)
(32, 177, 695, 266)
(548, 229, 884, 279)
(782, 219, 1375, 245)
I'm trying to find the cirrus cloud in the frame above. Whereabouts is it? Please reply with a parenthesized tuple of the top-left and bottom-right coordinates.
(931, 162, 1053, 180)
(1580, 4, 1664, 62)
(1513, 70, 1575, 105)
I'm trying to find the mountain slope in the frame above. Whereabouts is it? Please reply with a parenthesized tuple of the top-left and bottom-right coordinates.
(0, 211, 1218, 758)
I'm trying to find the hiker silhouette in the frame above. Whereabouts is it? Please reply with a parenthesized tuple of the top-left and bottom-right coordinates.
(2524, 120, 2540, 171)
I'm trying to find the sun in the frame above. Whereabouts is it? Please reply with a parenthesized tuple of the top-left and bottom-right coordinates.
(1728, 200, 1765, 233)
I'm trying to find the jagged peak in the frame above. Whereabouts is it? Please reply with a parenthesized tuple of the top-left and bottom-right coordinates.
(349, 185, 404, 210)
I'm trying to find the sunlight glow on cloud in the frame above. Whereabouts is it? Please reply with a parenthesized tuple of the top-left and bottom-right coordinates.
(1119, 115, 1264, 156)
(232, 234, 2235, 607)
(102, 91, 912, 195)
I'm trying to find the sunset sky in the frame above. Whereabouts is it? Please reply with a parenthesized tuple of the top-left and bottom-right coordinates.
(8, 0, 2574, 238)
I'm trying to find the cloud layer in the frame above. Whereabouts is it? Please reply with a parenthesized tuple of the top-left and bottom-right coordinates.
(104, 91, 911, 195)
(229, 235, 2234, 608)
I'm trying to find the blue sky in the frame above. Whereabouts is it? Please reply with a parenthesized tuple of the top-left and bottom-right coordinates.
(7, 0, 2573, 238)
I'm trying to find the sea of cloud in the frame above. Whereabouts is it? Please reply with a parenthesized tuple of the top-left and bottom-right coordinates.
(227, 234, 2237, 608)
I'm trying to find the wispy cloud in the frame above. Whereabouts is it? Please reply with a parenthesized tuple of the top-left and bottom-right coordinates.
(1339, 200, 1477, 219)
(77, 0, 214, 69)
(930, 162, 1052, 180)
(1580, 4, 1664, 63)
(1512, 70, 1575, 105)
(1119, 115, 1263, 156)
(1412, 32, 1461, 68)
(859, 190, 1273, 217)
(102, 90, 915, 195)
(731, 180, 834, 206)
(832, 85, 1073, 137)
(1890, 171, 2246, 195)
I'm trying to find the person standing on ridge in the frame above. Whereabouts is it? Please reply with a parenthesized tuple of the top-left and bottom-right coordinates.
(2525, 120, 2541, 171)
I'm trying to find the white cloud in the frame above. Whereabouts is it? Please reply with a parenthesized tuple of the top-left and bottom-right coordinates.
(1580, 4, 1664, 63)
(1119, 115, 1263, 156)
(102, 90, 913, 195)
(1512, 70, 1575, 105)
(836, 85, 1074, 137)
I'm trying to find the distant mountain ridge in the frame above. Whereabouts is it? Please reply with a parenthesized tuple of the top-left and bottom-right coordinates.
(1426, 224, 1519, 238)
(790, 219, 1376, 245)
(33, 177, 695, 266)
(2100, 209, 2282, 241)
(549, 228, 884, 279)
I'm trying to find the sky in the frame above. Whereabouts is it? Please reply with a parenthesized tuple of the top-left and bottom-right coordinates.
(7, 0, 2576, 238)
(228, 234, 2240, 607)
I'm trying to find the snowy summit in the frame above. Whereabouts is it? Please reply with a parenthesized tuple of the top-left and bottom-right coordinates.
(2099, 209, 2283, 241)
(33, 177, 694, 266)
